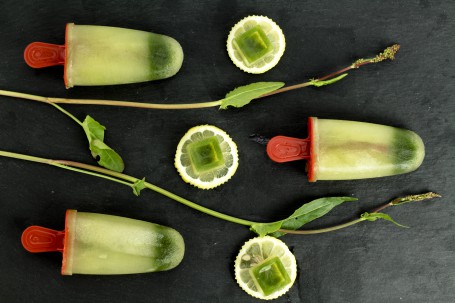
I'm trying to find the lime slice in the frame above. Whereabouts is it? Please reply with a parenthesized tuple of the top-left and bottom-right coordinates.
(174, 125, 239, 189)
(234, 236, 297, 300)
(227, 15, 286, 74)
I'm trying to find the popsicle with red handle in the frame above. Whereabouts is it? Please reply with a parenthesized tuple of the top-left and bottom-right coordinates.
(24, 23, 183, 88)
(266, 117, 425, 181)
(21, 210, 185, 275)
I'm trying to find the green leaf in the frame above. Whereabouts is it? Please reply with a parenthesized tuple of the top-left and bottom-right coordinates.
(272, 197, 357, 237)
(82, 115, 105, 142)
(219, 82, 285, 109)
(132, 178, 146, 196)
(361, 212, 408, 228)
(250, 197, 358, 237)
(250, 222, 283, 237)
(81, 116, 125, 172)
(310, 73, 348, 87)
(90, 139, 125, 173)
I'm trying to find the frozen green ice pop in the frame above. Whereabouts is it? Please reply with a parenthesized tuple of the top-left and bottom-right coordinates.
(24, 23, 183, 88)
(21, 210, 185, 275)
(267, 117, 425, 181)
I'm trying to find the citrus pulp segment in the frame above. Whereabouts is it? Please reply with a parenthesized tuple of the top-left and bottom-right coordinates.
(234, 236, 297, 300)
(227, 15, 286, 74)
(174, 125, 239, 189)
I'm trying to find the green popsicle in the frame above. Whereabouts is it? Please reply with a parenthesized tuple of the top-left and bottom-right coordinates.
(24, 23, 184, 88)
(21, 210, 185, 275)
(267, 117, 425, 181)
(313, 119, 425, 180)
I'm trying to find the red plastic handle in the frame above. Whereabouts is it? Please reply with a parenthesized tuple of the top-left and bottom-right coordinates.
(24, 42, 65, 68)
(266, 136, 311, 163)
(21, 226, 65, 253)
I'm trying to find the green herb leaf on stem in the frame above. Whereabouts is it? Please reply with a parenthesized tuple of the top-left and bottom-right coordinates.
(310, 73, 348, 87)
(249, 222, 283, 237)
(82, 115, 125, 172)
(250, 197, 358, 237)
(219, 82, 284, 109)
(82, 115, 105, 141)
(361, 212, 408, 228)
(132, 178, 146, 196)
(90, 139, 125, 173)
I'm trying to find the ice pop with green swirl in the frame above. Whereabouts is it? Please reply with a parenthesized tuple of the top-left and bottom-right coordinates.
(24, 23, 183, 88)
(267, 117, 425, 181)
(21, 210, 185, 275)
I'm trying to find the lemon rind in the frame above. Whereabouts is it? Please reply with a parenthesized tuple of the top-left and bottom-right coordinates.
(227, 15, 286, 74)
(234, 236, 297, 300)
(174, 125, 239, 190)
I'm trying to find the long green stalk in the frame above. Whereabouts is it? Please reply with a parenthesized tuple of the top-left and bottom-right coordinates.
(278, 192, 441, 235)
(278, 218, 364, 235)
(0, 150, 439, 235)
(0, 150, 256, 227)
(0, 45, 400, 110)
(0, 89, 221, 109)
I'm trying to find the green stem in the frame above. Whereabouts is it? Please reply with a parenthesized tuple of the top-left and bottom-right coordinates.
(0, 150, 257, 227)
(259, 82, 313, 98)
(278, 218, 365, 235)
(48, 103, 83, 126)
(0, 89, 221, 110)
(142, 182, 254, 226)
(0, 45, 399, 110)
(277, 203, 393, 235)
(279, 201, 395, 235)
(47, 96, 223, 109)
(278, 191, 438, 235)
(52, 163, 133, 187)
(0, 150, 437, 236)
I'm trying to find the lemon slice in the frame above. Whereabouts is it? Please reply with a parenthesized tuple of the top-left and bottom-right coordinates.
(234, 236, 297, 300)
(174, 125, 239, 189)
(227, 15, 286, 74)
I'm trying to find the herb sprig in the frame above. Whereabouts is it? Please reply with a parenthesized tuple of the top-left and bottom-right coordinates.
(38, 102, 124, 172)
(0, 45, 400, 110)
(0, 150, 439, 236)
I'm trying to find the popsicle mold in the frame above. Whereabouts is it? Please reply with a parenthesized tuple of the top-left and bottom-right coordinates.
(24, 23, 184, 88)
(267, 117, 425, 181)
(21, 210, 185, 275)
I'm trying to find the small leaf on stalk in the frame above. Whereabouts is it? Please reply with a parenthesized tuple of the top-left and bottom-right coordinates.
(82, 115, 105, 141)
(82, 115, 125, 172)
(90, 139, 125, 173)
(132, 178, 146, 196)
(361, 212, 408, 228)
(310, 73, 348, 87)
(250, 222, 283, 237)
(219, 82, 284, 109)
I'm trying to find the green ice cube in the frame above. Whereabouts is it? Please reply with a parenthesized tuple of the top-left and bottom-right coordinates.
(249, 257, 291, 296)
(233, 25, 273, 66)
(187, 136, 225, 173)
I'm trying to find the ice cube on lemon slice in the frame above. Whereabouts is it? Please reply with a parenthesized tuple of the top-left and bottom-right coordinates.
(234, 236, 297, 300)
(227, 15, 286, 74)
(174, 125, 239, 189)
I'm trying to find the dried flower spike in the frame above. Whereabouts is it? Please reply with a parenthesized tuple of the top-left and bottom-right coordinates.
(353, 44, 401, 67)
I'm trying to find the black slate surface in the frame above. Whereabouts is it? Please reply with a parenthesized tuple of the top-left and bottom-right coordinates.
(0, 1, 454, 302)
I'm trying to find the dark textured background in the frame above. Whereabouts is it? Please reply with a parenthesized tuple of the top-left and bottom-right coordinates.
(0, 1, 454, 302)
